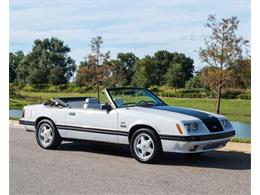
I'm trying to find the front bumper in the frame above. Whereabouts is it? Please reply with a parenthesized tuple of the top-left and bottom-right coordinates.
(160, 131, 235, 153)
(19, 119, 36, 131)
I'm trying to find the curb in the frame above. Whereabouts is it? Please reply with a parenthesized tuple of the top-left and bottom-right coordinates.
(9, 120, 251, 154)
(9, 120, 21, 128)
(218, 142, 251, 154)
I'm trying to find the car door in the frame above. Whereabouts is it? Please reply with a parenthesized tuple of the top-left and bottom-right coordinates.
(61, 108, 119, 143)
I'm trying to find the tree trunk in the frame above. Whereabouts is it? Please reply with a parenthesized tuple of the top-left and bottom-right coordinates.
(97, 80, 100, 100)
(215, 84, 221, 114)
(96, 65, 100, 100)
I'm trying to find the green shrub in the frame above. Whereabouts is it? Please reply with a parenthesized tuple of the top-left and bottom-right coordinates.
(57, 84, 69, 92)
(22, 85, 35, 92)
(237, 93, 251, 100)
(47, 85, 58, 92)
(148, 86, 161, 95)
(185, 76, 204, 89)
(177, 88, 206, 93)
(231, 137, 251, 143)
(9, 83, 17, 95)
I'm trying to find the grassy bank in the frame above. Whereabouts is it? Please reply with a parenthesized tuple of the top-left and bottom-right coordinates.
(10, 91, 250, 123)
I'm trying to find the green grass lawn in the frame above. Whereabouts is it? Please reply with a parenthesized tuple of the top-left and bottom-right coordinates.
(163, 97, 250, 123)
(10, 91, 250, 123)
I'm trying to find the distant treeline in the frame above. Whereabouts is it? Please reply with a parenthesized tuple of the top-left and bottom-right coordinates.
(9, 37, 250, 90)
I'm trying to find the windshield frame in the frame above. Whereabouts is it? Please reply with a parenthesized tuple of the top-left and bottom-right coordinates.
(106, 87, 167, 108)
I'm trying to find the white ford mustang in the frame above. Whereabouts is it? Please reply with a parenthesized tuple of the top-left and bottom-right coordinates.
(19, 87, 235, 163)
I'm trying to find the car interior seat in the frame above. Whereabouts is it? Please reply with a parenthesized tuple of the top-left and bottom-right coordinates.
(83, 97, 101, 109)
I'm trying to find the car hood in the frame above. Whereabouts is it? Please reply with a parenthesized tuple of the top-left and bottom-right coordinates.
(151, 106, 220, 120)
(127, 105, 224, 132)
(128, 105, 221, 119)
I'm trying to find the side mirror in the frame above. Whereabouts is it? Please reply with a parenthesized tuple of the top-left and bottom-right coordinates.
(101, 104, 112, 112)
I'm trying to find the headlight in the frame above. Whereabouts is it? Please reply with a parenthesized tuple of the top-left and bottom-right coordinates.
(184, 122, 198, 132)
(221, 119, 232, 129)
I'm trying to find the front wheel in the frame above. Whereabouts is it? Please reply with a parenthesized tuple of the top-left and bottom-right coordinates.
(36, 119, 62, 149)
(130, 128, 162, 163)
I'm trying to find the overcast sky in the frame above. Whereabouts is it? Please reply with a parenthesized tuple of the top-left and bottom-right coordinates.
(10, 0, 250, 70)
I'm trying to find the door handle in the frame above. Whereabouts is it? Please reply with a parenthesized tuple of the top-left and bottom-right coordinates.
(69, 112, 75, 116)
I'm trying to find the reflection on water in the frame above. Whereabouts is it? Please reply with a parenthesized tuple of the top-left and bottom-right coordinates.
(9, 109, 251, 139)
(9, 109, 23, 119)
(231, 122, 251, 139)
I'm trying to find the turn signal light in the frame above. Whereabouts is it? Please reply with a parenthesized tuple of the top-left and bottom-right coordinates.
(176, 124, 183, 134)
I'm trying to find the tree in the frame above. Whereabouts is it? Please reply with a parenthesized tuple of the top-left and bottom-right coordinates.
(76, 36, 110, 98)
(229, 58, 251, 88)
(108, 59, 126, 87)
(154, 51, 194, 86)
(109, 52, 138, 86)
(49, 66, 67, 85)
(131, 51, 194, 87)
(131, 56, 157, 87)
(200, 66, 233, 93)
(16, 37, 76, 84)
(117, 52, 138, 85)
(199, 15, 249, 114)
(154, 50, 173, 85)
(165, 63, 185, 89)
(185, 74, 204, 89)
(171, 52, 194, 82)
(9, 51, 24, 82)
(76, 65, 95, 86)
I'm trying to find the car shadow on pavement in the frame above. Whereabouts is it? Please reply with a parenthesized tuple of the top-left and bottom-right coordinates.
(59, 140, 132, 158)
(59, 140, 251, 170)
(161, 151, 251, 170)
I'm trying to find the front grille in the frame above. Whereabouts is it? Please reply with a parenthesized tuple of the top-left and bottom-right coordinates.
(202, 118, 223, 132)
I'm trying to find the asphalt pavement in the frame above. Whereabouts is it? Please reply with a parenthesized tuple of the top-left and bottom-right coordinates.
(10, 126, 251, 195)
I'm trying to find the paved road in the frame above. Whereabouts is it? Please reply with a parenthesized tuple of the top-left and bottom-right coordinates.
(10, 127, 250, 195)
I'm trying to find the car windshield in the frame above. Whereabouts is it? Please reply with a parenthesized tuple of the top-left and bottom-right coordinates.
(107, 88, 166, 108)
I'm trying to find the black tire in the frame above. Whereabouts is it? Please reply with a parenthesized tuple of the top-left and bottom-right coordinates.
(187, 152, 204, 157)
(36, 119, 62, 149)
(130, 128, 162, 163)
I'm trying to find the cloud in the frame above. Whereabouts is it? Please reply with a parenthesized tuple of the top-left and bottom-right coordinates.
(10, 0, 250, 70)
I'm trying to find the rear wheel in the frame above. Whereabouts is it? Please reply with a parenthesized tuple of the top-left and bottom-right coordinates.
(36, 119, 61, 149)
(130, 128, 162, 163)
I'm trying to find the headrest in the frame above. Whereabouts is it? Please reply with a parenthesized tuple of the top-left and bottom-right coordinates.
(85, 97, 100, 104)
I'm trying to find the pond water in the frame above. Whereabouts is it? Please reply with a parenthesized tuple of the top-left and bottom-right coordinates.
(230, 121, 251, 139)
(9, 109, 251, 139)
(9, 109, 23, 119)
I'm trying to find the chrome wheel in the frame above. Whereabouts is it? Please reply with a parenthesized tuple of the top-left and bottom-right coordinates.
(38, 123, 53, 147)
(134, 133, 154, 160)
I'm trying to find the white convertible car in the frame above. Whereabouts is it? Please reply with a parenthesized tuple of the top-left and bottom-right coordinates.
(19, 87, 235, 163)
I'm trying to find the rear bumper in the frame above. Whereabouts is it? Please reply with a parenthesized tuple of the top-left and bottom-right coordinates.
(160, 131, 235, 153)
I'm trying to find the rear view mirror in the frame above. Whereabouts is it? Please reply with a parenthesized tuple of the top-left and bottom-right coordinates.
(101, 104, 112, 112)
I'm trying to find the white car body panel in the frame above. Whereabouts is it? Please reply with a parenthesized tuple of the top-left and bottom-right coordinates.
(19, 88, 235, 153)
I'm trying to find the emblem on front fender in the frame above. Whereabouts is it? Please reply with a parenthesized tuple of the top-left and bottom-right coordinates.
(120, 121, 127, 128)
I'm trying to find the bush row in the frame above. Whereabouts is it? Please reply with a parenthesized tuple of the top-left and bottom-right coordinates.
(10, 83, 250, 99)
(9, 83, 95, 93)
(160, 92, 250, 99)
(148, 86, 250, 100)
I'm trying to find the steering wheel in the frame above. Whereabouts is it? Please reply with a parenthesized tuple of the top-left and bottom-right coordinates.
(135, 100, 155, 106)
